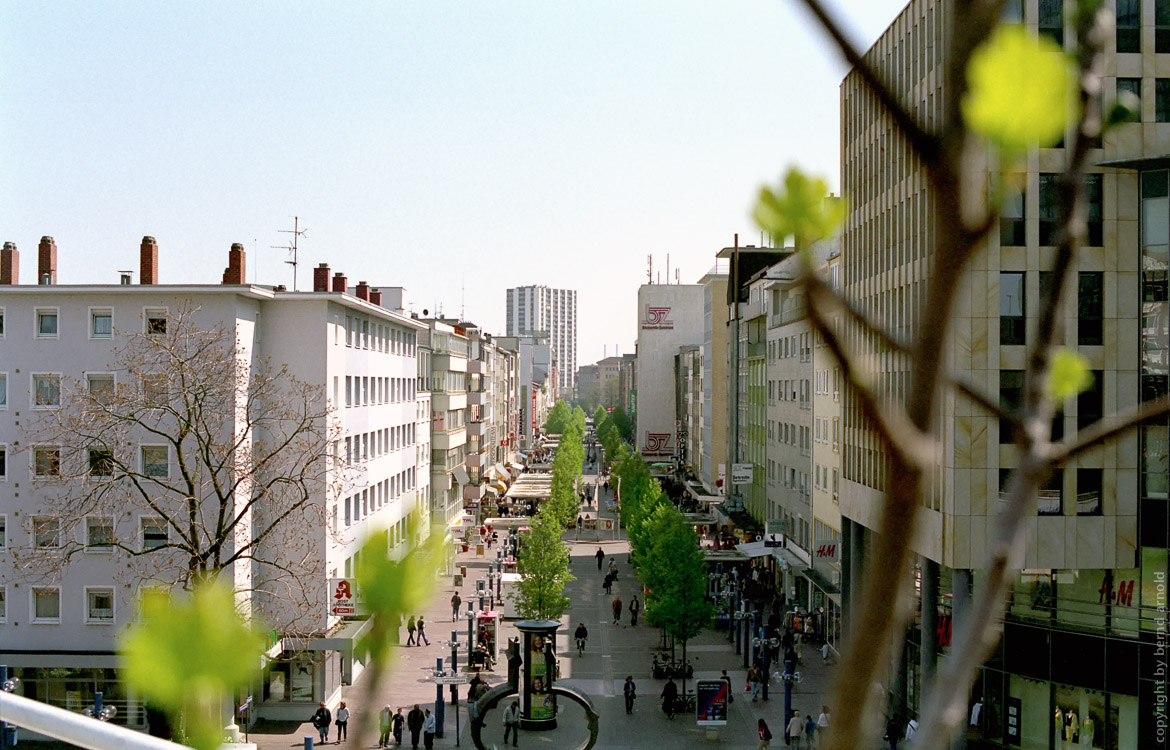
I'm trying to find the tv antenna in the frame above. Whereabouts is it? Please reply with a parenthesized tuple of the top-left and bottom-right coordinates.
(647, 254, 653, 284)
(271, 216, 308, 290)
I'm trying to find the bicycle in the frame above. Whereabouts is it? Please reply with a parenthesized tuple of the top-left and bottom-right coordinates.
(577, 637, 587, 656)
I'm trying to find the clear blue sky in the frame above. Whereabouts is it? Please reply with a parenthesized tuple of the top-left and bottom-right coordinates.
(2, 1, 907, 366)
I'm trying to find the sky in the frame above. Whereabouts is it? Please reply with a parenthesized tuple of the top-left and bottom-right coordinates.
(2, 1, 909, 367)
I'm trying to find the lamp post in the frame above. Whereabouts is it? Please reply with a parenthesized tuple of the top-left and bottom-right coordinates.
(779, 650, 802, 726)
(751, 630, 779, 701)
(433, 657, 445, 739)
(466, 604, 476, 653)
(1, 666, 19, 749)
(81, 691, 117, 723)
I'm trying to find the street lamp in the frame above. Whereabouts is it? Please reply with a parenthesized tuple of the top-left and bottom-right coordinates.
(1, 666, 19, 749)
(81, 691, 118, 722)
(751, 631, 781, 701)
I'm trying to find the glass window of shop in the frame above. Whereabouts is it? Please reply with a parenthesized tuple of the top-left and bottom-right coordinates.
(13, 667, 143, 727)
(264, 654, 320, 703)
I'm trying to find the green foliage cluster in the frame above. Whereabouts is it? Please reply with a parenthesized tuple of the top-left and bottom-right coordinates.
(610, 446, 713, 646)
(543, 400, 573, 435)
(513, 512, 576, 620)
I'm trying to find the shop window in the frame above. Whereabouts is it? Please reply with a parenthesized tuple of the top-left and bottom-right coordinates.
(1144, 424, 1169, 499)
(1078, 273, 1104, 345)
(1000, 272, 1026, 345)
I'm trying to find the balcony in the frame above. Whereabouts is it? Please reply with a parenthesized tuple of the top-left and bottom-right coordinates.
(432, 426, 467, 451)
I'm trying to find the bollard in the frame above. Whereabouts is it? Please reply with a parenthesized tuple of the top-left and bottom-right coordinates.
(434, 657, 445, 739)
(304, 736, 314, 750)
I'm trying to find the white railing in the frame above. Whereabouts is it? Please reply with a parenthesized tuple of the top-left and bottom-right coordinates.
(0, 691, 180, 750)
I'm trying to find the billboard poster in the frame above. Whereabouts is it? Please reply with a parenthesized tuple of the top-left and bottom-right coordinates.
(732, 463, 754, 484)
(526, 633, 555, 720)
(696, 680, 728, 725)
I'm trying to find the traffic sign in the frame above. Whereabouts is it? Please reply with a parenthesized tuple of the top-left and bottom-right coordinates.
(433, 674, 471, 685)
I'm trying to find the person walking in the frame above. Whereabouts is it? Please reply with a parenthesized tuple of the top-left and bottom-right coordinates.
(885, 714, 903, 750)
(451, 592, 462, 621)
(596, 547, 604, 570)
(422, 708, 436, 749)
(629, 595, 640, 626)
(804, 714, 816, 749)
(391, 708, 405, 746)
(721, 669, 734, 704)
(612, 596, 623, 625)
(661, 677, 679, 719)
(502, 700, 521, 747)
(623, 675, 637, 714)
(603, 571, 614, 595)
(311, 702, 331, 745)
(416, 616, 430, 646)
(749, 664, 763, 701)
(786, 710, 804, 746)
(574, 623, 589, 656)
(608, 558, 618, 578)
(817, 706, 830, 736)
(406, 616, 417, 646)
(758, 718, 774, 749)
(406, 704, 425, 749)
(378, 705, 392, 747)
(335, 701, 349, 741)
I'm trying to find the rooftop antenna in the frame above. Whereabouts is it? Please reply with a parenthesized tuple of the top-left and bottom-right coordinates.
(272, 216, 308, 291)
(647, 254, 653, 284)
(461, 276, 465, 319)
(675, 268, 680, 284)
(666, 253, 670, 284)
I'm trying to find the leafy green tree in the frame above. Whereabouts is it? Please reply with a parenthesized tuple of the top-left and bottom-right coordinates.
(512, 513, 575, 620)
(592, 406, 608, 431)
(573, 404, 587, 431)
(543, 399, 572, 434)
(608, 407, 634, 442)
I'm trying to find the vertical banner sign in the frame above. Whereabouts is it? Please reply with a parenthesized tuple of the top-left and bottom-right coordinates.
(329, 578, 358, 616)
(696, 680, 728, 725)
(531, 384, 538, 432)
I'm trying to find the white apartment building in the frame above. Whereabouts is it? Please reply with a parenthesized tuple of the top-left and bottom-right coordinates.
(496, 333, 554, 450)
(0, 243, 428, 724)
(505, 285, 576, 397)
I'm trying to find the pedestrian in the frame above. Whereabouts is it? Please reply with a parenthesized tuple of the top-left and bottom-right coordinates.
(378, 704, 392, 747)
(804, 714, 816, 749)
(661, 677, 679, 719)
(721, 669, 734, 704)
(502, 700, 521, 747)
(310, 702, 331, 745)
(392, 708, 405, 745)
(576, 516, 583, 533)
(406, 615, 417, 646)
(821, 641, 835, 664)
(612, 596, 623, 625)
(335, 700, 349, 741)
(422, 708, 435, 749)
(574, 622, 589, 655)
(749, 664, 763, 701)
(451, 592, 462, 621)
(758, 718, 774, 749)
(596, 547, 604, 570)
(817, 706, 830, 736)
(416, 616, 430, 646)
(623, 675, 637, 714)
(786, 710, 804, 746)
(904, 717, 918, 743)
(407, 704, 424, 749)
(608, 558, 618, 578)
(603, 571, 614, 594)
(629, 595, 640, 626)
(794, 631, 803, 664)
(885, 714, 902, 750)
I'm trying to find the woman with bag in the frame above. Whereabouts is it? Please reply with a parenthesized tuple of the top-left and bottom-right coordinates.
(758, 718, 773, 749)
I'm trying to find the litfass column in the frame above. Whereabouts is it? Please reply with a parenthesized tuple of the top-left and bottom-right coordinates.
(517, 620, 560, 731)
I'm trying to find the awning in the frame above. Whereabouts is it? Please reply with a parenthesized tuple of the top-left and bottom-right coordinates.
(771, 545, 809, 570)
(735, 541, 773, 558)
(509, 462, 525, 472)
(305, 618, 374, 652)
(704, 549, 749, 562)
(515, 452, 528, 459)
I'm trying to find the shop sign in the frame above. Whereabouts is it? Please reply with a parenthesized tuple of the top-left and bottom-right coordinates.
(936, 614, 952, 649)
(731, 463, 753, 484)
(813, 539, 839, 562)
(329, 578, 361, 617)
(641, 305, 674, 330)
(767, 520, 787, 535)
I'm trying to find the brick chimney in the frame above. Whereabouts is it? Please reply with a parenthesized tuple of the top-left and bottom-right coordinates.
(332, 272, 347, 293)
(370, 288, 383, 306)
(355, 280, 370, 301)
(1, 242, 18, 285)
(222, 243, 246, 284)
(313, 263, 331, 292)
(38, 236, 57, 285)
(140, 236, 159, 284)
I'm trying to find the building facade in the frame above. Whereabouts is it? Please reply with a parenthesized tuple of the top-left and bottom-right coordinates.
(634, 284, 704, 462)
(505, 285, 577, 397)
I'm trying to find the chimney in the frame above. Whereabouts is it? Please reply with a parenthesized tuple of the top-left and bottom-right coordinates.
(38, 236, 57, 285)
(355, 280, 370, 301)
(332, 272, 347, 293)
(313, 263, 331, 292)
(370, 288, 383, 306)
(1, 242, 18, 285)
(222, 243, 246, 284)
(140, 236, 159, 284)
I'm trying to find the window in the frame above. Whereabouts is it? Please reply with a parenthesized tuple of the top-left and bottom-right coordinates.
(0, 445, 6, 479)
(1000, 272, 1026, 345)
(1040, 470, 1063, 514)
(1078, 272, 1104, 345)
(1038, 0, 1063, 46)
(88, 448, 114, 478)
(86, 517, 114, 550)
(1078, 370, 1104, 429)
(1158, 79, 1170, 123)
(1039, 173, 1059, 245)
(32, 587, 60, 623)
(1077, 469, 1103, 515)
(90, 308, 113, 338)
(141, 445, 169, 478)
(0, 372, 6, 408)
(33, 373, 61, 407)
(35, 308, 59, 338)
(142, 517, 168, 550)
(1085, 174, 1103, 245)
(0, 515, 6, 548)
(1000, 186, 1025, 246)
(87, 373, 114, 404)
(32, 516, 59, 548)
(0, 308, 4, 337)
(0, 586, 5, 623)
(1160, 0, 1170, 52)
(33, 446, 60, 477)
(86, 587, 115, 623)
(1000, 370, 1025, 444)
(145, 308, 167, 334)
(1117, 0, 1140, 52)
(1118, 78, 1141, 121)
(142, 374, 168, 407)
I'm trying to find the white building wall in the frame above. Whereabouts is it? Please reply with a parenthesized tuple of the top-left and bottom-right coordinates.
(634, 284, 704, 459)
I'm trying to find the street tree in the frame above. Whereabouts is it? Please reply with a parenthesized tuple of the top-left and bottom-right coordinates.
(512, 512, 575, 621)
(543, 399, 572, 434)
(18, 302, 339, 629)
(764, 4, 1170, 748)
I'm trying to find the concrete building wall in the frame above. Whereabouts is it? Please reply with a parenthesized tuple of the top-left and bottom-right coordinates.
(635, 284, 704, 460)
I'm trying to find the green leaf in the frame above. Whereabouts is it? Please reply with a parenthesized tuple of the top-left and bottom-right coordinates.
(121, 584, 264, 750)
(1046, 348, 1093, 401)
(752, 168, 845, 249)
(962, 25, 1077, 152)
(1106, 91, 1141, 128)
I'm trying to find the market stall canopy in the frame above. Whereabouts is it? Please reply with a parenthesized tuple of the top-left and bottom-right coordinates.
(735, 541, 773, 558)
(704, 549, 749, 562)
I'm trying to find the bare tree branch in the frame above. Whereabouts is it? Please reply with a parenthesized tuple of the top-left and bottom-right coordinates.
(1047, 395, 1170, 467)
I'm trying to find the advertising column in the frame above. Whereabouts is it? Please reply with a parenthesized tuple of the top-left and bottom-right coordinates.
(517, 619, 560, 730)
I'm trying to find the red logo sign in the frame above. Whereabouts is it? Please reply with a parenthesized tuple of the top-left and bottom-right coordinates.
(641, 305, 674, 330)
